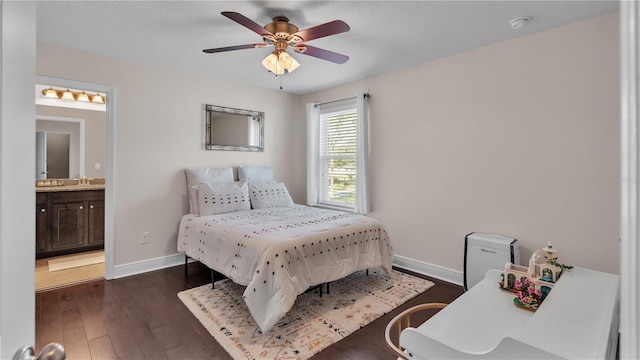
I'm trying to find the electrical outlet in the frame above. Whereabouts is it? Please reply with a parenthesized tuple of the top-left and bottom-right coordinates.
(141, 231, 150, 244)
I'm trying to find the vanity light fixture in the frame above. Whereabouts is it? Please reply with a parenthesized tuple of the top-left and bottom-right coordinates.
(91, 94, 105, 103)
(42, 87, 58, 98)
(61, 89, 75, 100)
(76, 91, 90, 102)
(41, 86, 106, 104)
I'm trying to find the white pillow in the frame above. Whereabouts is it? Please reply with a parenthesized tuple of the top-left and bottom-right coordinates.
(238, 165, 274, 181)
(248, 181, 294, 209)
(185, 167, 234, 214)
(197, 181, 250, 215)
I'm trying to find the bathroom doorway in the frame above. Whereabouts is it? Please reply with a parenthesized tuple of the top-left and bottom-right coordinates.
(34, 78, 113, 291)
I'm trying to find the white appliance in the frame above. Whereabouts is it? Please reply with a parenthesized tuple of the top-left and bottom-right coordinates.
(464, 232, 519, 290)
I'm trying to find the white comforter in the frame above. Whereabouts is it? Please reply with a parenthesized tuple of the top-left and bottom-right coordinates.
(177, 205, 393, 332)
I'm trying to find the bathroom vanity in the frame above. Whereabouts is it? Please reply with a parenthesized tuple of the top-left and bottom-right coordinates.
(36, 183, 105, 259)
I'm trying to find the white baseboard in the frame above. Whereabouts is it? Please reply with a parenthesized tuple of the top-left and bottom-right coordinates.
(393, 255, 463, 286)
(113, 252, 186, 279)
(112, 252, 463, 287)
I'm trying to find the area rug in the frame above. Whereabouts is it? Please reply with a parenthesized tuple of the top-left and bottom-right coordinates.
(48, 251, 104, 272)
(178, 269, 434, 360)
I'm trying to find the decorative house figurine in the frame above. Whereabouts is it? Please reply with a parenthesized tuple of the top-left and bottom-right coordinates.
(499, 242, 573, 311)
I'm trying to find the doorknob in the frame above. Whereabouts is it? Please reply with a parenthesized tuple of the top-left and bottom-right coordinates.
(13, 343, 65, 360)
(12, 346, 33, 360)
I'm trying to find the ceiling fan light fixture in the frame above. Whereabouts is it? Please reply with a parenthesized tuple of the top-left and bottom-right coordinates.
(287, 56, 300, 73)
(278, 50, 293, 68)
(210, 11, 350, 77)
(279, 50, 301, 73)
(266, 49, 300, 74)
(262, 53, 284, 75)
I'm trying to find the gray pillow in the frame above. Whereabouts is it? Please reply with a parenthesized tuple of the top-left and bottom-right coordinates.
(238, 165, 274, 181)
(185, 167, 234, 187)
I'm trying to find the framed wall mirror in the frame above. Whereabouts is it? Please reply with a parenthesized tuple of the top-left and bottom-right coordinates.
(205, 104, 264, 151)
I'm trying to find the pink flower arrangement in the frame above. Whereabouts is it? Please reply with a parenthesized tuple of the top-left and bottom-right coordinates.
(513, 278, 544, 311)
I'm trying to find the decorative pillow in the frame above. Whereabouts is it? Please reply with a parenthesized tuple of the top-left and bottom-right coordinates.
(187, 187, 200, 215)
(197, 181, 250, 216)
(238, 165, 274, 181)
(185, 167, 234, 214)
(248, 181, 294, 209)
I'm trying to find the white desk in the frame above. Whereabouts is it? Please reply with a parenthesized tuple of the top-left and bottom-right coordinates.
(400, 268, 619, 359)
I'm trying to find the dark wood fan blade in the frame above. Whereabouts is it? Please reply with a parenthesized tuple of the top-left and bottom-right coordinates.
(202, 43, 266, 53)
(296, 45, 349, 64)
(293, 20, 350, 42)
(221, 11, 273, 36)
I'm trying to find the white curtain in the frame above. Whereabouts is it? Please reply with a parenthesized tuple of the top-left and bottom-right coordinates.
(306, 103, 320, 205)
(355, 92, 370, 214)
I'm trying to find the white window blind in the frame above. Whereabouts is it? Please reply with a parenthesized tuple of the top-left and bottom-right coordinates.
(319, 107, 357, 208)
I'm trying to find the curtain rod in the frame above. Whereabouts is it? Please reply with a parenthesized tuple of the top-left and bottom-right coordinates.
(314, 93, 370, 108)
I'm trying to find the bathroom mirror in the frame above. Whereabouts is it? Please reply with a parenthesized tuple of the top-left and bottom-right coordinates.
(36, 117, 83, 179)
(205, 104, 264, 151)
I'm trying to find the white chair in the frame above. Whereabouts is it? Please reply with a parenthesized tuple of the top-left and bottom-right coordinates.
(384, 303, 448, 360)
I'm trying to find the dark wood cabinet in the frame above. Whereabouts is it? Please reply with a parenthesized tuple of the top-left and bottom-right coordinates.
(36, 189, 104, 258)
(36, 193, 50, 253)
(51, 202, 85, 250)
(87, 200, 105, 245)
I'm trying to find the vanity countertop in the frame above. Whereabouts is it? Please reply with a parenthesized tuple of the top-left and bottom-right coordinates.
(36, 184, 105, 192)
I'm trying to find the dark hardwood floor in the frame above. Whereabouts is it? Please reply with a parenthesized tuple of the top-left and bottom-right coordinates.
(35, 262, 464, 360)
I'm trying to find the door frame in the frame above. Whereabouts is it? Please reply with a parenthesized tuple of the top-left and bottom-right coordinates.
(36, 75, 115, 280)
(619, 2, 640, 358)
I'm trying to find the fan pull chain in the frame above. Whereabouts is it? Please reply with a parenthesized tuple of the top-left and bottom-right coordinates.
(273, 73, 284, 90)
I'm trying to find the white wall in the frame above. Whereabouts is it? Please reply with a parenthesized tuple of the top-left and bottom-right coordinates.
(1, 1, 36, 357)
(37, 43, 300, 267)
(302, 13, 620, 275)
(35, 12, 620, 278)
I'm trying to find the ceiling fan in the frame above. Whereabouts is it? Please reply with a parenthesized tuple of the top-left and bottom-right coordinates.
(203, 11, 350, 75)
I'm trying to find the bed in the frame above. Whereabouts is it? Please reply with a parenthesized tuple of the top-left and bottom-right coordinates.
(177, 166, 394, 333)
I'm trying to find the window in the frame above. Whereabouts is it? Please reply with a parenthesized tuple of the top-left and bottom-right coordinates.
(319, 106, 357, 208)
(307, 92, 369, 214)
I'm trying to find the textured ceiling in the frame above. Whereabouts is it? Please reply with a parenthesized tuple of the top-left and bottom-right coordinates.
(36, 1, 619, 95)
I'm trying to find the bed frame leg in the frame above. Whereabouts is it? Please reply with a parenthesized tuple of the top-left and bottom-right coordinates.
(184, 255, 189, 279)
(366, 269, 369, 276)
(326, 282, 330, 295)
(211, 269, 215, 289)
